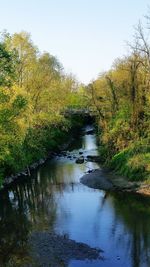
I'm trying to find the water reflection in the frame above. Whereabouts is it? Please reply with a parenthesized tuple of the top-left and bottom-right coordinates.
(110, 192, 150, 267)
(0, 127, 150, 267)
(0, 189, 31, 266)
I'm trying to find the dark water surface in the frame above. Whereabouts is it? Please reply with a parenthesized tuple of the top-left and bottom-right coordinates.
(1, 126, 150, 267)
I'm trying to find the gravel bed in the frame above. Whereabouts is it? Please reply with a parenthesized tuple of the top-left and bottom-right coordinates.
(24, 231, 103, 267)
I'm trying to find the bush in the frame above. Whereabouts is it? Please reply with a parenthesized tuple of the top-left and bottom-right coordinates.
(110, 141, 150, 181)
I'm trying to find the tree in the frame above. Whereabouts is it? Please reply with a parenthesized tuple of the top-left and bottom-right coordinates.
(0, 86, 30, 178)
(0, 42, 16, 86)
(6, 31, 38, 87)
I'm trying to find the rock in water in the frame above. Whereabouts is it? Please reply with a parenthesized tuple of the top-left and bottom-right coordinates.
(86, 155, 101, 162)
(80, 169, 114, 191)
(86, 129, 94, 135)
(76, 156, 84, 164)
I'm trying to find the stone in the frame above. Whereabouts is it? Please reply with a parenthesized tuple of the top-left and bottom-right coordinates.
(76, 156, 84, 164)
(86, 155, 101, 162)
(86, 129, 94, 135)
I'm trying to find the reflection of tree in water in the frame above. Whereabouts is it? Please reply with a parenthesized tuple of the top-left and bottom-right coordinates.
(109, 192, 150, 267)
(0, 169, 66, 267)
(0, 190, 30, 267)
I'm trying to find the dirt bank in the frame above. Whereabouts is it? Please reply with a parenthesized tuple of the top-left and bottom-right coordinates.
(80, 169, 150, 196)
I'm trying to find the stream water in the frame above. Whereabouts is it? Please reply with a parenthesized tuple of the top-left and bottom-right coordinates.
(0, 125, 150, 267)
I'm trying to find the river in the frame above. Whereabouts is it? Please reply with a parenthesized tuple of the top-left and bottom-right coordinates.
(0, 125, 150, 267)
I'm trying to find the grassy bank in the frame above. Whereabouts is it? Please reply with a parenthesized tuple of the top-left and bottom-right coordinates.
(98, 136, 150, 183)
(110, 143, 150, 182)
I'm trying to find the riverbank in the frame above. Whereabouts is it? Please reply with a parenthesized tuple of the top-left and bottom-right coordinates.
(1, 124, 150, 267)
(80, 168, 150, 196)
(1, 117, 93, 190)
(2, 136, 76, 189)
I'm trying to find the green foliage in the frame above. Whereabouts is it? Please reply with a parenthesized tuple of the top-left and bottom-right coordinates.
(0, 86, 30, 178)
(88, 17, 150, 181)
(0, 42, 16, 86)
(0, 31, 87, 184)
(110, 145, 150, 181)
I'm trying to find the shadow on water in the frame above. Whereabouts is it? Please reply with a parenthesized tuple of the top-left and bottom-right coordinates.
(0, 125, 150, 266)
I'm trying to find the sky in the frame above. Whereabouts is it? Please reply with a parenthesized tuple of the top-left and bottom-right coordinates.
(0, 0, 149, 84)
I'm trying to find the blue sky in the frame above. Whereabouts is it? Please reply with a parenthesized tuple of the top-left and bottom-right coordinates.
(0, 0, 149, 84)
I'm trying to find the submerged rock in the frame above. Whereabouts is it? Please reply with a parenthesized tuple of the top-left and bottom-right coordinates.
(26, 231, 103, 267)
